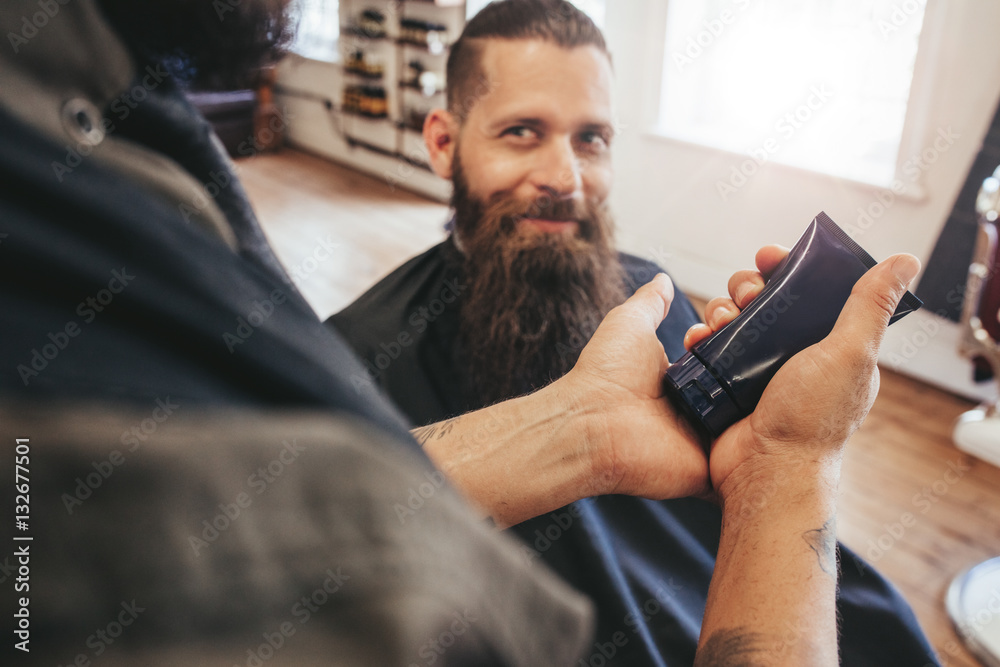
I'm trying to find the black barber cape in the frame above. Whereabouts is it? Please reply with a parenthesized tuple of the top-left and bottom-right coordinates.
(330, 239, 941, 667)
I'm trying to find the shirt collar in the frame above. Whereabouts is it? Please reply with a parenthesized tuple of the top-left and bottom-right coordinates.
(0, 0, 135, 148)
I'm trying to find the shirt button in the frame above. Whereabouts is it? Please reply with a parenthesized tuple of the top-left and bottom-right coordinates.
(61, 98, 105, 147)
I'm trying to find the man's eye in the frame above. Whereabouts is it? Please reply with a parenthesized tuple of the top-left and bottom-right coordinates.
(501, 126, 536, 139)
(579, 131, 610, 149)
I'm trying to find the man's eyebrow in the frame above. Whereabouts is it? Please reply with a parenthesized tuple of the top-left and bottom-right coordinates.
(488, 117, 615, 137)
(579, 121, 615, 138)
(488, 116, 547, 132)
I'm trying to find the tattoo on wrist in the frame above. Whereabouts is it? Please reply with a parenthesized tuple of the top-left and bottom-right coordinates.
(694, 627, 765, 666)
(803, 518, 837, 577)
(411, 417, 458, 446)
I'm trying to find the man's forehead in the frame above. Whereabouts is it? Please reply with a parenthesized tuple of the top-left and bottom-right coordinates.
(471, 38, 614, 122)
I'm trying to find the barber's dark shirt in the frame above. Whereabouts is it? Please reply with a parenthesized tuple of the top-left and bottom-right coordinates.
(329, 239, 941, 667)
(0, 64, 594, 664)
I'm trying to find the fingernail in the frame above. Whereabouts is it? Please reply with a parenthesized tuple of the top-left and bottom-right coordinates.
(735, 277, 763, 305)
(892, 255, 920, 284)
(711, 304, 734, 323)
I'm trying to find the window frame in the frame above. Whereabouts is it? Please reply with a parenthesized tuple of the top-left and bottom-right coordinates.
(640, 0, 951, 201)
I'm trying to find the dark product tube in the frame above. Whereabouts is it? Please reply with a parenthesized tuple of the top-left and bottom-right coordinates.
(664, 211, 922, 440)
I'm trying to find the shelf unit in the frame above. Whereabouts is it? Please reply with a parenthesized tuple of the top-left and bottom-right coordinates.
(337, 0, 466, 173)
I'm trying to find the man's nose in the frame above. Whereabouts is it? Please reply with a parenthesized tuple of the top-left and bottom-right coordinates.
(532, 136, 583, 200)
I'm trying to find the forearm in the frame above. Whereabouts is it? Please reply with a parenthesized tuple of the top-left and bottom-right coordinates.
(696, 461, 841, 666)
(411, 379, 601, 527)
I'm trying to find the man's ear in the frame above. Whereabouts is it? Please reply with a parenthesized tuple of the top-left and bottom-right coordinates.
(424, 109, 458, 180)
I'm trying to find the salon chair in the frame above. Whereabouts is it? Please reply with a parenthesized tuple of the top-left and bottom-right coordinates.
(953, 164, 1000, 462)
(947, 164, 1000, 667)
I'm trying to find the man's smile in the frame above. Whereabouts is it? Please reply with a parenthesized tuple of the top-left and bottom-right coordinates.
(518, 218, 580, 234)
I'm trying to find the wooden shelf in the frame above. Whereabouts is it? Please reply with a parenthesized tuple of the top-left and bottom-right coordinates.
(341, 109, 390, 121)
(398, 81, 444, 95)
(335, 0, 463, 197)
(341, 27, 389, 40)
(396, 38, 450, 54)
(342, 67, 385, 80)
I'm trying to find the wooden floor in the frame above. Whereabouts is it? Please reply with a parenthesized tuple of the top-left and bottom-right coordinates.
(239, 148, 1000, 667)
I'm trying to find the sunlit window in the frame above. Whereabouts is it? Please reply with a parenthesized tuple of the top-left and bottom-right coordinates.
(659, 0, 926, 187)
(290, 0, 340, 62)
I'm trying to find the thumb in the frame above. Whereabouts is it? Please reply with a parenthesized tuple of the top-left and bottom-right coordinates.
(828, 253, 920, 354)
(608, 272, 675, 332)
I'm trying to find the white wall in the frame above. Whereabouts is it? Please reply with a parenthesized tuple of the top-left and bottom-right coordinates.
(602, 0, 1000, 402)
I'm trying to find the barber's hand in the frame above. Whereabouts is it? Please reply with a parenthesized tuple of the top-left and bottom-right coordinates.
(562, 274, 712, 500)
(685, 247, 920, 498)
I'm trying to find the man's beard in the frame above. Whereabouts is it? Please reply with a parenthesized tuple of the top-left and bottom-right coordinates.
(96, 0, 295, 89)
(452, 153, 627, 406)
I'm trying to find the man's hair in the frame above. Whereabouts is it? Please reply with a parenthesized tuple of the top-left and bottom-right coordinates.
(447, 0, 610, 121)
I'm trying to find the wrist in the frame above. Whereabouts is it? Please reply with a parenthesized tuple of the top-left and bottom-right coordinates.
(718, 452, 841, 520)
(550, 371, 618, 498)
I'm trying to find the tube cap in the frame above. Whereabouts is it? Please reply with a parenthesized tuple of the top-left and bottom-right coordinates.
(663, 351, 745, 439)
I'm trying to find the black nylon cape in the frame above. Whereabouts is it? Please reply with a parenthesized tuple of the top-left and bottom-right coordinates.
(329, 238, 941, 667)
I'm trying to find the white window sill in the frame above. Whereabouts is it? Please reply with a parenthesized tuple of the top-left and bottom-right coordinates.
(640, 126, 929, 203)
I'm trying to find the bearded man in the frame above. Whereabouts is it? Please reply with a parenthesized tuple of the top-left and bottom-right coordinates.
(328, 2, 939, 665)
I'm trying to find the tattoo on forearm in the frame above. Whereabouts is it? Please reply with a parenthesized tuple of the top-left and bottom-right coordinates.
(803, 518, 837, 577)
(694, 628, 765, 667)
(410, 417, 458, 446)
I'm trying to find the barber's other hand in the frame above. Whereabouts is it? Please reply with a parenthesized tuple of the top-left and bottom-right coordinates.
(689, 250, 920, 498)
(561, 274, 711, 500)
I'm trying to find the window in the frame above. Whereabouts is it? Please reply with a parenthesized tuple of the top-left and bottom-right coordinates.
(659, 0, 927, 187)
(290, 0, 340, 62)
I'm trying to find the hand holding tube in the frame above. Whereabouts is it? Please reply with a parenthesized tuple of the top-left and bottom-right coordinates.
(688, 252, 920, 665)
(703, 252, 921, 495)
